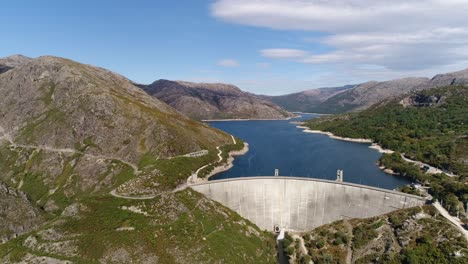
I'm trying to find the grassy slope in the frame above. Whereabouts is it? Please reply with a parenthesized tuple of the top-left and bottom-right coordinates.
(283, 206, 467, 264)
(305, 86, 468, 216)
(0, 135, 276, 263)
(0, 189, 276, 264)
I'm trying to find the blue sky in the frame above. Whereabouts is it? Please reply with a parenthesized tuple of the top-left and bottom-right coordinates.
(2, 0, 468, 95)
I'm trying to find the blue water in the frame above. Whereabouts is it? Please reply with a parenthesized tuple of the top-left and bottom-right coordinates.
(208, 113, 410, 190)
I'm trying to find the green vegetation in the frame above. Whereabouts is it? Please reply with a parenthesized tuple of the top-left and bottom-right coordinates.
(380, 153, 466, 215)
(352, 219, 384, 250)
(39, 82, 56, 106)
(198, 138, 245, 178)
(283, 220, 350, 263)
(283, 206, 468, 264)
(0, 189, 276, 263)
(306, 86, 468, 217)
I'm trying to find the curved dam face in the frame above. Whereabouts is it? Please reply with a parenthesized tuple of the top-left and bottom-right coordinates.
(191, 177, 426, 232)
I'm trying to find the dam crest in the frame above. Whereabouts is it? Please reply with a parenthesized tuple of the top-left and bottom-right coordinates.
(191, 177, 426, 232)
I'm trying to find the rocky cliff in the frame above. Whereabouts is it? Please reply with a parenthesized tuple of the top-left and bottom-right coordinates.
(142, 79, 294, 120)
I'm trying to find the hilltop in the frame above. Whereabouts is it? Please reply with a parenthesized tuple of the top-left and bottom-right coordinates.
(142, 79, 294, 120)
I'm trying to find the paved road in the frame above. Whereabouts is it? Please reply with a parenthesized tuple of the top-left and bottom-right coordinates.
(401, 154, 456, 177)
(433, 202, 468, 241)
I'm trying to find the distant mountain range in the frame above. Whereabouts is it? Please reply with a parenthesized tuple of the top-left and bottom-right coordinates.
(141, 79, 294, 120)
(262, 85, 356, 113)
(265, 69, 468, 114)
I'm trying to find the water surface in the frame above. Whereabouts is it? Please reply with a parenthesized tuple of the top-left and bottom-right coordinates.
(209, 114, 409, 190)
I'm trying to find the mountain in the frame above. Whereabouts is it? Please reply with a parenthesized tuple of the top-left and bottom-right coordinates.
(318, 78, 431, 113)
(0, 54, 32, 74)
(0, 56, 276, 263)
(0, 54, 235, 212)
(142, 79, 294, 120)
(267, 68, 468, 114)
(264, 85, 354, 113)
(422, 68, 468, 88)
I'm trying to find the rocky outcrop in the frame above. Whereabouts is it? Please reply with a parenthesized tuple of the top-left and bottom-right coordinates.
(400, 94, 445, 108)
(0, 54, 32, 74)
(0, 182, 46, 243)
(142, 79, 294, 120)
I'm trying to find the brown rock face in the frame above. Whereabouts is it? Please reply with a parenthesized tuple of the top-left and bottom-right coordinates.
(142, 79, 294, 120)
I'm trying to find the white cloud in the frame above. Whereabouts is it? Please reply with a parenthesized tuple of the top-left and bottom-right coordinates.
(218, 59, 240, 67)
(261, 49, 308, 59)
(212, 0, 468, 76)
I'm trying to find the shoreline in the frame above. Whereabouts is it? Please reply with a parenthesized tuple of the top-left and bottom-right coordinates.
(203, 117, 297, 122)
(189, 142, 249, 184)
(296, 125, 455, 178)
(292, 112, 330, 115)
(297, 126, 374, 143)
(296, 125, 394, 154)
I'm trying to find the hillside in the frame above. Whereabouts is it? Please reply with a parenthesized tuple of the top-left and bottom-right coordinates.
(305, 85, 468, 216)
(142, 79, 294, 120)
(283, 206, 467, 263)
(318, 78, 430, 113)
(264, 85, 354, 113)
(0, 56, 276, 263)
(268, 68, 468, 114)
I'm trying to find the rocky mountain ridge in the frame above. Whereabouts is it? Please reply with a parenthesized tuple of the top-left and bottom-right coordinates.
(142, 79, 294, 120)
(264, 85, 355, 113)
(267, 68, 468, 114)
(0, 55, 32, 74)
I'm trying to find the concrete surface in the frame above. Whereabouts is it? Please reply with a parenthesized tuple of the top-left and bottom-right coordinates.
(191, 177, 426, 231)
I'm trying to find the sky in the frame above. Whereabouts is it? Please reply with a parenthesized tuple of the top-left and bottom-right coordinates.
(2, 0, 468, 95)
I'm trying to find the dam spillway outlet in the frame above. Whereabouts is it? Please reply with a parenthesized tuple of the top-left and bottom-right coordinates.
(191, 177, 426, 232)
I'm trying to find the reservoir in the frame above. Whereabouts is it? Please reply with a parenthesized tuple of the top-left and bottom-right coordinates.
(208, 113, 410, 190)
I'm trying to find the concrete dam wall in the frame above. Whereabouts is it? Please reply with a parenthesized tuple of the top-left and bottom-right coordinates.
(191, 177, 426, 232)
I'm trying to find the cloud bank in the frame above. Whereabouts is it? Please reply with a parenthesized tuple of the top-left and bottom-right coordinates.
(212, 0, 468, 76)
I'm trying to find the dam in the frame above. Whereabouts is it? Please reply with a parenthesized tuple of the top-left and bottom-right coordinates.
(191, 177, 426, 231)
